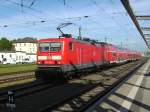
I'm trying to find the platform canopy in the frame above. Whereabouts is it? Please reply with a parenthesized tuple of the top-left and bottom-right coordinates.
(121, 0, 150, 49)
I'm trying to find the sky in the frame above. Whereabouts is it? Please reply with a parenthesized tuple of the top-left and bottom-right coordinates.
(0, 0, 150, 52)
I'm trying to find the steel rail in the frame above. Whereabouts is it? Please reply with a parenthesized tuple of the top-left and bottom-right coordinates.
(81, 60, 146, 112)
(39, 60, 146, 112)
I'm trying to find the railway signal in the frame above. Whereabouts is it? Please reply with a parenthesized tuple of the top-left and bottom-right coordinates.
(6, 90, 16, 112)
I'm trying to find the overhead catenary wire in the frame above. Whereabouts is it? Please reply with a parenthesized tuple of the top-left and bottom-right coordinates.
(0, 0, 136, 43)
(108, 0, 138, 40)
(2, 0, 72, 27)
(5, 0, 42, 13)
(0, 0, 149, 51)
(30, 0, 36, 7)
(63, 0, 66, 5)
(0, 0, 133, 34)
(2, 0, 148, 30)
(91, 0, 136, 39)
(21, 0, 23, 13)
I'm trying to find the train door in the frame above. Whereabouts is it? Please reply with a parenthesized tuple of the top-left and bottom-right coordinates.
(77, 46, 82, 67)
(101, 44, 107, 64)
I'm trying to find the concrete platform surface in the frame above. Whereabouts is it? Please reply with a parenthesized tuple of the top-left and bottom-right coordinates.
(86, 59, 150, 112)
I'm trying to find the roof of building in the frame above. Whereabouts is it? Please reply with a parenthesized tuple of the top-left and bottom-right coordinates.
(13, 37, 37, 43)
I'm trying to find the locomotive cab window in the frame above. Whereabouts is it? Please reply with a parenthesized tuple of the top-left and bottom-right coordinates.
(69, 42, 73, 50)
(39, 43, 50, 51)
(50, 42, 61, 51)
(39, 42, 61, 52)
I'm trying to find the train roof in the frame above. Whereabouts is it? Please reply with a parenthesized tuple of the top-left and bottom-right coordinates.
(37, 36, 141, 54)
(38, 37, 117, 47)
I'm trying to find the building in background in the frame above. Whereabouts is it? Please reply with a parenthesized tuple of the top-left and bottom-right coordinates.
(13, 37, 37, 54)
(13, 43, 37, 54)
(0, 37, 37, 64)
(0, 51, 16, 64)
(0, 51, 36, 64)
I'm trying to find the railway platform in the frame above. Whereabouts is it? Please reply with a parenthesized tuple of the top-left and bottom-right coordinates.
(86, 59, 150, 112)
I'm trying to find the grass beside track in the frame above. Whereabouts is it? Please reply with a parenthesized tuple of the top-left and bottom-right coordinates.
(0, 64, 37, 75)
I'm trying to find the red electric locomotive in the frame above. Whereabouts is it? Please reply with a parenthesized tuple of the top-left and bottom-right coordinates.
(36, 35, 105, 80)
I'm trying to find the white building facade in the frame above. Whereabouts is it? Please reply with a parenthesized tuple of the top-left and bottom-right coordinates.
(0, 51, 36, 64)
(0, 38, 38, 64)
(0, 52, 16, 64)
(13, 42, 37, 54)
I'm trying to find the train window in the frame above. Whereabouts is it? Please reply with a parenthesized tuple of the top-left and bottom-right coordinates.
(39, 43, 50, 51)
(50, 42, 61, 51)
(39, 42, 61, 52)
(69, 42, 73, 50)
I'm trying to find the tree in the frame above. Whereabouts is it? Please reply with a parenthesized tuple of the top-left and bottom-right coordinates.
(0, 37, 12, 51)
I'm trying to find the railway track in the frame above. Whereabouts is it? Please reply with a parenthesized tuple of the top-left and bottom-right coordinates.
(0, 80, 59, 104)
(0, 60, 146, 112)
(40, 60, 146, 112)
(0, 72, 35, 85)
(0, 61, 134, 86)
(0, 61, 129, 86)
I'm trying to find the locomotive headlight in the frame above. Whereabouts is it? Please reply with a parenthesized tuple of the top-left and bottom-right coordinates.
(38, 56, 47, 60)
(57, 61, 61, 64)
(51, 56, 61, 60)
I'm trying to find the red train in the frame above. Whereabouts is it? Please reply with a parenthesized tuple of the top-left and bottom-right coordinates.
(35, 35, 141, 80)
